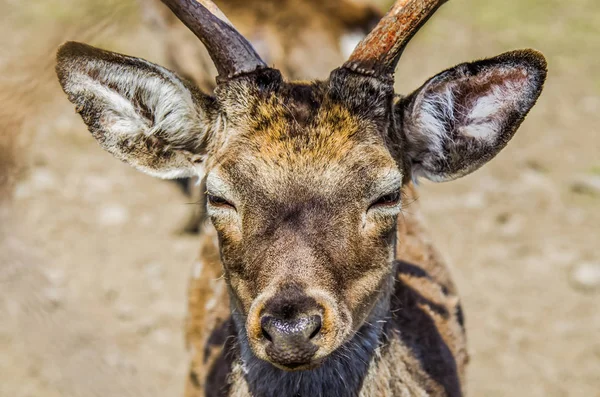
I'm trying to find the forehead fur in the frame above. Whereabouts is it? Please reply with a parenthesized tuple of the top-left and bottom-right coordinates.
(207, 75, 400, 192)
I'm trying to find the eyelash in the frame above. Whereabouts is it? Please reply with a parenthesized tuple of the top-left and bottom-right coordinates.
(207, 194, 235, 209)
(369, 191, 401, 209)
(207, 192, 400, 212)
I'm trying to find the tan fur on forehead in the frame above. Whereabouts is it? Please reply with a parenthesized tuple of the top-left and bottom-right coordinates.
(208, 80, 397, 189)
(251, 104, 363, 162)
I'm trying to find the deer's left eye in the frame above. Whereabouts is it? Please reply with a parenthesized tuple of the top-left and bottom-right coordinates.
(207, 193, 235, 210)
(369, 191, 401, 210)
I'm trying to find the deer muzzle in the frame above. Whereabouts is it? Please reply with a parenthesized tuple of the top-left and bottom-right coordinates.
(245, 282, 350, 370)
(261, 314, 321, 368)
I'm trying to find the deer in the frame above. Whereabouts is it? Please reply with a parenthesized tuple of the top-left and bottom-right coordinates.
(55, 0, 547, 396)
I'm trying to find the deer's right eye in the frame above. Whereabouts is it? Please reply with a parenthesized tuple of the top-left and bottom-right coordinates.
(207, 194, 235, 210)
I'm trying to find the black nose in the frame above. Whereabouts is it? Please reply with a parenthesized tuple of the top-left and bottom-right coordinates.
(260, 314, 321, 367)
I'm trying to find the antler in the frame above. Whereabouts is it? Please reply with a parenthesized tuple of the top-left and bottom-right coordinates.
(160, 0, 267, 81)
(344, 0, 448, 79)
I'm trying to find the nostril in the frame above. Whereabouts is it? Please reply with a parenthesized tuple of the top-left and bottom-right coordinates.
(308, 316, 322, 340)
(260, 316, 273, 342)
(309, 322, 321, 339)
(262, 326, 273, 342)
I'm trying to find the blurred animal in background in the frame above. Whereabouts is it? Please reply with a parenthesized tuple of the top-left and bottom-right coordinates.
(141, 0, 381, 88)
(55, 0, 546, 396)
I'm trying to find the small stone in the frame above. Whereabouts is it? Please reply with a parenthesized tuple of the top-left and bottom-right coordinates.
(137, 318, 157, 336)
(581, 95, 600, 114)
(13, 182, 32, 199)
(116, 304, 135, 321)
(463, 191, 485, 209)
(103, 350, 126, 368)
(525, 159, 549, 173)
(43, 268, 65, 286)
(566, 208, 586, 225)
(570, 262, 600, 292)
(42, 287, 64, 309)
(98, 205, 130, 226)
(139, 213, 153, 226)
(103, 288, 119, 303)
(151, 328, 171, 345)
(498, 214, 524, 237)
(496, 212, 511, 225)
(31, 168, 57, 191)
(571, 175, 600, 196)
(85, 175, 113, 194)
(144, 262, 163, 279)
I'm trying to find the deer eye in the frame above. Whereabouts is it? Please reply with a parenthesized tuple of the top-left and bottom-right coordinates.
(369, 191, 401, 210)
(207, 193, 235, 210)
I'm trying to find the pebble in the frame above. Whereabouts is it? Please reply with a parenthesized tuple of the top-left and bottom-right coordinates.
(116, 304, 135, 321)
(84, 175, 113, 195)
(498, 214, 524, 237)
(570, 262, 600, 292)
(43, 268, 65, 286)
(151, 329, 171, 345)
(42, 287, 64, 310)
(571, 175, 600, 196)
(143, 262, 163, 279)
(97, 205, 130, 226)
(13, 168, 57, 199)
(31, 168, 57, 191)
(581, 95, 600, 114)
(13, 182, 32, 199)
(463, 191, 486, 209)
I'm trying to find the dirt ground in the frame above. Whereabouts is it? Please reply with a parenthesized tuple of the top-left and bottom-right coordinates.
(1, 0, 599, 396)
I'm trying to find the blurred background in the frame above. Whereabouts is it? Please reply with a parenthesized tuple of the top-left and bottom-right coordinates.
(0, 0, 598, 396)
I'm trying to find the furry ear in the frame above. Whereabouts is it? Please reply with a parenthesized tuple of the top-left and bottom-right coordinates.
(397, 49, 547, 182)
(56, 41, 217, 179)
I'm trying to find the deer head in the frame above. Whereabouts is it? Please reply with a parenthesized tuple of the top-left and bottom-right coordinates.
(56, 0, 546, 371)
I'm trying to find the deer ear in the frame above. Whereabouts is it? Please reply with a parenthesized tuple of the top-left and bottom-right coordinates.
(56, 41, 217, 179)
(397, 49, 547, 182)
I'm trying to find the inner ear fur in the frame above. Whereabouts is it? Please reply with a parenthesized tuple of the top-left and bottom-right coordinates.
(396, 49, 547, 182)
(56, 41, 218, 179)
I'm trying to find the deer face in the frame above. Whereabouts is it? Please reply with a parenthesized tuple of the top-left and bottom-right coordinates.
(203, 73, 404, 368)
(56, 0, 546, 371)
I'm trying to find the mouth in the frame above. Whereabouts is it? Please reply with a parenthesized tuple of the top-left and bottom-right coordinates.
(268, 356, 325, 371)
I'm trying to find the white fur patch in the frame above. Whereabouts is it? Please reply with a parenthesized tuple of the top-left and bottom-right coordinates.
(459, 87, 506, 143)
(459, 83, 518, 143)
(69, 64, 201, 138)
(413, 87, 455, 156)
